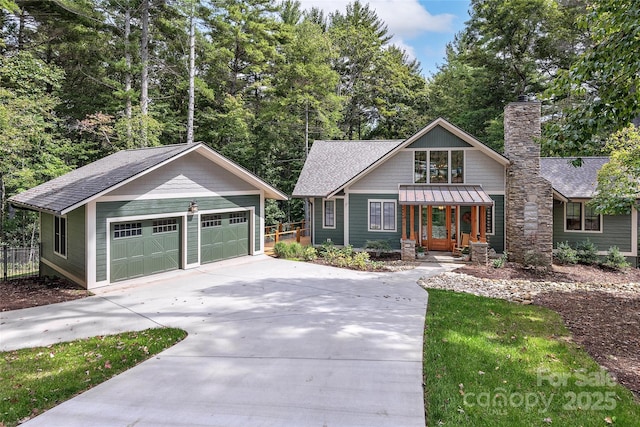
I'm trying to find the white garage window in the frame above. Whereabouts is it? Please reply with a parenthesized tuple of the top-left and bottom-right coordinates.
(202, 214, 222, 228)
(153, 219, 178, 234)
(230, 212, 247, 224)
(114, 222, 142, 239)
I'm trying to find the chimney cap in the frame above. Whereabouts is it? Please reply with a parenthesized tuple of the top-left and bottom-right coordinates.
(517, 94, 529, 102)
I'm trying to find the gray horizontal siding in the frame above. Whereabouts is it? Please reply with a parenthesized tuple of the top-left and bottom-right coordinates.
(552, 200, 632, 252)
(108, 151, 256, 197)
(407, 125, 472, 149)
(313, 198, 344, 245)
(465, 150, 506, 192)
(96, 195, 260, 281)
(349, 151, 413, 192)
(348, 194, 401, 250)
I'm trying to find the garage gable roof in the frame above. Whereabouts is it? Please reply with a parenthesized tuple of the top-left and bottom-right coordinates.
(10, 143, 287, 215)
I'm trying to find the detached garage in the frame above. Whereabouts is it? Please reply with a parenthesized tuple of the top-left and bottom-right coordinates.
(9, 143, 288, 289)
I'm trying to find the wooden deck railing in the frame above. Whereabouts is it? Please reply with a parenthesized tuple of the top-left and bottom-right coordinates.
(264, 221, 311, 255)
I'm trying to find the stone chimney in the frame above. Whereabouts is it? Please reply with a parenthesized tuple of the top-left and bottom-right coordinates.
(504, 100, 553, 267)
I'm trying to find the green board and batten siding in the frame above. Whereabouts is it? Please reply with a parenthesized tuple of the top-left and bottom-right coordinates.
(313, 198, 344, 245)
(488, 195, 505, 254)
(407, 125, 473, 149)
(95, 195, 260, 282)
(40, 207, 87, 284)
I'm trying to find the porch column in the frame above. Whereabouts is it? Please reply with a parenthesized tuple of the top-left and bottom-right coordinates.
(401, 205, 407, 239)
(470, 205, 478, 242)
(410, 205, 416, 240)
(479, 205, 487, 243)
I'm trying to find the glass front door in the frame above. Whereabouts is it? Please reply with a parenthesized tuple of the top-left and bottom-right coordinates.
(427, 206, 450, 251)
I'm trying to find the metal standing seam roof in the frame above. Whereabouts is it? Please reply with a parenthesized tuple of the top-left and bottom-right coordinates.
(398, 184, 494, 206)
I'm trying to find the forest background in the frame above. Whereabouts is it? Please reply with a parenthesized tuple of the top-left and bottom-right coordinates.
(1, 0, 639, 245)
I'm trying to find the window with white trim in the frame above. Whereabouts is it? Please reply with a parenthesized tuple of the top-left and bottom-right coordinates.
(323, 199, 335, 228)
(485, 205, 494, 235)
(565, 202, 601, 232)
(54, 216, 67, 257)
(114, 222, 142, 239)
(414, 150, 464, 184)
(369, 200, 396, 231)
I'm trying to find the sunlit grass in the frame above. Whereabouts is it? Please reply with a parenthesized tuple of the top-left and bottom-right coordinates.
(0, 328, 187, 427)
(423, 289, 640, 426)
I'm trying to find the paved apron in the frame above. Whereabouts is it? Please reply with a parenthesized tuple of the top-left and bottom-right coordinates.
(0, 256, 455, 427)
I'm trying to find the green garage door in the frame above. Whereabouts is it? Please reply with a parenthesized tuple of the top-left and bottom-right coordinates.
(110, 218, 180, 282)
(201, 211, 249, 264)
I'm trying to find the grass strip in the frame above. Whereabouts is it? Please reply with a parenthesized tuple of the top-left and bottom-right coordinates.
(0, 327, 187, 427)
(423, 288, 640, 426)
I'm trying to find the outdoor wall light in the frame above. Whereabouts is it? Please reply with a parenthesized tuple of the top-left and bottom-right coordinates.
(188, 201, 198, 214)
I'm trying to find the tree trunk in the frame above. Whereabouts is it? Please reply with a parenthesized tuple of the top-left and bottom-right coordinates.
(186, 0, 195, 144)
(140, 0, 150, 146)
(124, 5, 132, 142)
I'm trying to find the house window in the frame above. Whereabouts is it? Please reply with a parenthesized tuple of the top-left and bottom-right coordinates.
(369, 200, 396, 231)
(230, 212, 247, 224)
(153, 219, 178, 234)
(451, 150, 464, 183)
(414, 151, 427, 183)
(323, 199, 335, 228)
(414, 150, 464, 184)
(584, 205, 601, 231)
(430, 151, 448, 183)
(201, 215, 222, 228)
(566, 202, 601, 232)
(114, 222, 142, 239)
(54, 216, 67, 257)
(485, 205, 494, 235)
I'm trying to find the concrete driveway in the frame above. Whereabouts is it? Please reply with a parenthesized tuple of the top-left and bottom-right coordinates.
(0, 256, 456, 427)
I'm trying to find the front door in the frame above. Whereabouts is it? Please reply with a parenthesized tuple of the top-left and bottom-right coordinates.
(424, 206, 457, 251)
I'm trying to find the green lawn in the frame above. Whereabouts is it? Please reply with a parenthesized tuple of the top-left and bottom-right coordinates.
(423, 289, 640, 426)
(0, 328, 187, 427)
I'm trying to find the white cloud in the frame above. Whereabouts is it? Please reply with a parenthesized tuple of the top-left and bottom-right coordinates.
(297, 0, 456, 38)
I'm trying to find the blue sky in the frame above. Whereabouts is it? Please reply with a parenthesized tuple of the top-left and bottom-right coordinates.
(297, 0, 471, 76)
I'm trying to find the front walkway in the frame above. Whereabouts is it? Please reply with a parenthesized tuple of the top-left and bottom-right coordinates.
(1, 256, 458, 427)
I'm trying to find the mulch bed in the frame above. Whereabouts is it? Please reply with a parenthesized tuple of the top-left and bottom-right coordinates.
(0, 277, 91, 312)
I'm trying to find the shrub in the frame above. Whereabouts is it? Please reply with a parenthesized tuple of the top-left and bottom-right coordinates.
(301, 246, 317, 261)
(273, 241, 304, 259)
(523, 249, 549, 271)
(576, 239, 599, 265)
(555, 241, 578, 265)
(602, 246, 630, 270)
(364, 240, 392, 256)
(492, 252, 508, 269)
(273, 241, 289, 258)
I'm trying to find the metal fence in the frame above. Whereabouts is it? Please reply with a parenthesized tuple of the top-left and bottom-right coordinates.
(2, 246, 39, 281)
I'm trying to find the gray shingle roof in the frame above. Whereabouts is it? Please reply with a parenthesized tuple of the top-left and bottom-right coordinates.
(292, 139, 404, 197)
(540, 157, 609, 199)
(10, 144, 202, 215)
